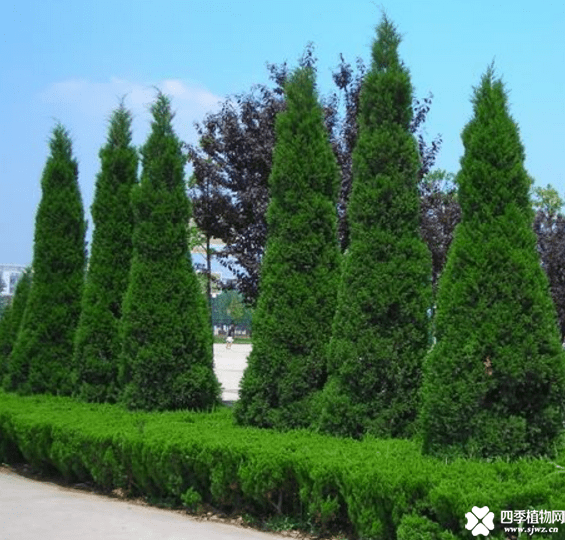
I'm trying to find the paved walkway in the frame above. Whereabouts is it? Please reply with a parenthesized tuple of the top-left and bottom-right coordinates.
(213, 343, 251, 402)
(0, 468, 290, 540)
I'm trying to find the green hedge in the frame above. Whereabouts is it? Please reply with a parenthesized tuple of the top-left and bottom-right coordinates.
(1, 390, 565, 539)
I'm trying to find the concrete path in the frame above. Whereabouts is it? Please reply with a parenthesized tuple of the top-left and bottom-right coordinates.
(214, 343, 251, 402)
(0, 468, 291, 540)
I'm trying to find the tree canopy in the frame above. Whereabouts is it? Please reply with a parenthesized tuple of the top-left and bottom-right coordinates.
(119, 94, 220, 411)
(235, 65, 341, 429)
(7, 125, 86, 395)
(420, 67, 565, 458)
(317, 16, 432, 438)
(73, 104, 138, 403)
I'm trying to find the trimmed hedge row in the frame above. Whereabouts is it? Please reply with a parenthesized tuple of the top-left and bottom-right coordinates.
(1, 391, 565, 539)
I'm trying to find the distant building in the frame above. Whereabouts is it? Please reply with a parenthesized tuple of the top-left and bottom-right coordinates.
(0, 264, 27, 299)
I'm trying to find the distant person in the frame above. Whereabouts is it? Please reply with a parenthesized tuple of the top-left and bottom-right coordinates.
(226, 325, 235, 349)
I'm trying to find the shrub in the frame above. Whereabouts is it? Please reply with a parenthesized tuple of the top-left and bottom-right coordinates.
(2, 391, 565, 539)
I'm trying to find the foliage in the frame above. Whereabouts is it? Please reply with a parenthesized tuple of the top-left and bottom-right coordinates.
(420, 67, 565, 458)
(186, 68, 284, 305)
(532, 184, 564, 217)
(210, 289, 253, 330)
(119, 93, 220, 411)
(418, 174, 565, 334)
(318, 16, 432, 439)
(73, 104, 138, 403)
(7, 125, 86, 395)
(535, 205, 565, 341)
(329, 55, 442, 251)
(235, 66, 341, 429)
(3, 391, 565, 539)
(419, 169, 461, 293)
(188, 47, 440, 304)
(0, 269, 31, 382)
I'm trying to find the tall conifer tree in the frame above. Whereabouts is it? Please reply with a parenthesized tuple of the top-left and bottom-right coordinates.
(7, 126, 86, 395)
(420, 67, 565, 458)
(119, 94, 220, 411)
(318, 17, 432, 438)
(0, 269, 31, 383)
(235, 66, 341, 429)
(73, 104, 138, 402)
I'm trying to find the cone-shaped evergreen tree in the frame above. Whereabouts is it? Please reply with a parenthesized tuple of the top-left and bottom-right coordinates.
(73, 104, 138, 402)
(7, 126, 86, 395)
(234, 66, 341, 429)
(420, 67, 565, 458)
(119, 93, 220, 411)
(0, 269, 31, 383)
(317, 17, 432, 438)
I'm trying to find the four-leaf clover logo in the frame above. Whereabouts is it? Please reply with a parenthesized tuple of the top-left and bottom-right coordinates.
(465, 506, 495, 536)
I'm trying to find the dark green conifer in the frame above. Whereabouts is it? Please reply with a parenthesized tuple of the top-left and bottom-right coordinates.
(234, 66, 341, 429)
(317, 17, 432, 438)
(420, 67, 565, 458)
(119, 94, 220, 411)
(73, 104, 138, 402)
(0, 269, 31, 383)
(7, 126, 86, 395)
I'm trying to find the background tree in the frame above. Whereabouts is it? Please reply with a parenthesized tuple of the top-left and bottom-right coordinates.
(234, 66, 341, 429)
(7, 125, 86, 395)
(420, 67, 565, 458)
(120, 94, 220, 411)
(188, 49, 440, 304)
(533, 184, 565, 341)
(187, 68, 285, 305)
(0, 269, 31, 383)
(73, 104, 138, 403)
(210, 289, 253, 333)
(419, 169, 461, 292)
(532, 184, 564, 216)
(317, 16, 432, 439)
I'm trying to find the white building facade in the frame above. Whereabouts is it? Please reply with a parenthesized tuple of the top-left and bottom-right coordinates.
(0, 264, 27, 298)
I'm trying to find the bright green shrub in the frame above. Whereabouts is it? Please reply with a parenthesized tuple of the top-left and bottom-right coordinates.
(7, 126, 86, 395)
(235, 66, 341, 429)
(397, 514, 458, 540)
(319, 16, 432, 439)
(181, 487, 202, 511)
(73, 104, 138, 403)
(2, 391, 565, 539)
(119, 94, 220, 411)
(420, 67, 565, 459)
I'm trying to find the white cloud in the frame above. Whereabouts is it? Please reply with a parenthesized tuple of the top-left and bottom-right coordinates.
(38, 77, 223, 145)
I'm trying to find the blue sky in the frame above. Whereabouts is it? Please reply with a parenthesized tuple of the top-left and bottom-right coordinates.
(1, 0, 564, 266)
